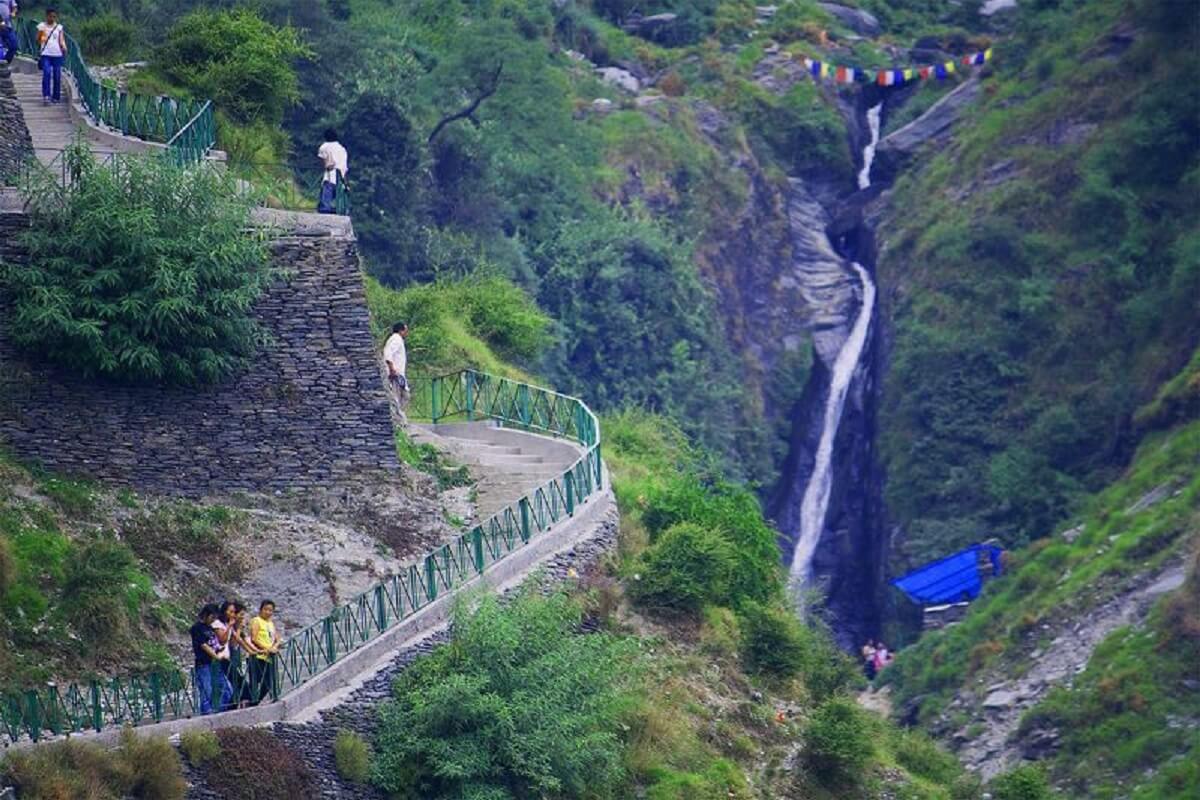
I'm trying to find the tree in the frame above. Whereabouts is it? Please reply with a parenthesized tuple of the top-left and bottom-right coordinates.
(373, 590, 638, 799)
(1, 146, 271, 386)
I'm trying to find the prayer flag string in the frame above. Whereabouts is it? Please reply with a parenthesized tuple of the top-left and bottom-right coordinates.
(802, 48, 993, 86)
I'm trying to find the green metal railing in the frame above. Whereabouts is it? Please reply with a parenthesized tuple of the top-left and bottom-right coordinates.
(1, 150, 350, 216)
(0, 370, 601, 745)
(15, 19, 215, 164)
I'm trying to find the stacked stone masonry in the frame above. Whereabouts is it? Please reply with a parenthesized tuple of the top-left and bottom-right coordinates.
(0, 67, 34, 180)
(0, 208, 400, 495)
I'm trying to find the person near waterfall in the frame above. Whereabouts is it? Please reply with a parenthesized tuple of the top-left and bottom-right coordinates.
(384, 321, 410, 425)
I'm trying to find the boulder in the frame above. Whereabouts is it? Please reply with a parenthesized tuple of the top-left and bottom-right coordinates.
(983, 689, 1020, 709)
(980, 0, 1019, 16)
(623, 13, 682, 42)
(819, 3, 881, 37)
(591, 98, 615, 113)
(595, 67, 640, 93)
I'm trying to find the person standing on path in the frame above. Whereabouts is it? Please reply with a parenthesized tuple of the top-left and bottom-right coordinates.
(0, 1, 18, 67)
(36, 7, 66, 105)
(316, 128, 348, 214)
(248, 599, 282, 705)
(383, 321, 410, 425)
(191, 604, 232, 715)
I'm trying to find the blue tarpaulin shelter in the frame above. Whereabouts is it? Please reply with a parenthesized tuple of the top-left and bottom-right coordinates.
(891, 544, 1004, 605)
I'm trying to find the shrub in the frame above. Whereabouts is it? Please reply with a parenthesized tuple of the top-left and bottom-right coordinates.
(61, 537, 153, 652)
(118, 728, 188, 800)
(989, 764, 1052, 800)
(699, 605, 741, 659)
(804, 698, 874, 785)
(638, 477, 782, 605)
(2, 146, 271, 387)
(2, 731, 185, 800)
(77, 13, 138, 64)
(894, 729, 962, 786)
(205, 728, 316, 800)
(179, 730, 221, 766)
(333, 729, 372, 784)
(630, 522, 737, 612)
(154, 9, 311, 124)
(645, 758, 750, 799)
(373, 589, 639, 800)
(738, 600, 808, 678)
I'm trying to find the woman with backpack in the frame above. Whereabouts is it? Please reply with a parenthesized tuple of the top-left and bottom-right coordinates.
(36, 7, 66, 105)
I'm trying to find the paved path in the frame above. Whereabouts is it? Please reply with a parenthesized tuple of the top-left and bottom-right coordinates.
(10, 58, 151, 165)
(411, 422, 579, 521)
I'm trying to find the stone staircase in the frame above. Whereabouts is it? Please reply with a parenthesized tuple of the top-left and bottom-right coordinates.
(410, 421, 584, 521)
(8, 58, 135, 165)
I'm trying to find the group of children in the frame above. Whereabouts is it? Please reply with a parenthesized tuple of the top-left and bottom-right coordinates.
(861, 639, 894, 681)
(190, 600, 282, 715)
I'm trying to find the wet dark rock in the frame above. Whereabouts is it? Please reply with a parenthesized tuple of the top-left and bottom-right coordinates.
(874, 78, 983, 184)
(819, 3, 882, 37)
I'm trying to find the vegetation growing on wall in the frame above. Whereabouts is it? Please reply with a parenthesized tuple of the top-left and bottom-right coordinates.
(1, 147, 271, 387)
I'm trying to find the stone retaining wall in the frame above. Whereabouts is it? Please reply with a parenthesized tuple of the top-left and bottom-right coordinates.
(0, 68, 34, 179)
(0, 208, 400, 495)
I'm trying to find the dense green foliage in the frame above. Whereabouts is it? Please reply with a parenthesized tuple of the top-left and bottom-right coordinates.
(988, 765, 1052, 800)
(803, 697, 874, 785)
(1, 147, 271, 386)
(373, 589, 639, 799)
(880, 0, 1200, 560)
(179, 730, 221, 767)
(2, 730, 186, 800)
(365, 275, 551, 380)
(153, 8, 311, 126)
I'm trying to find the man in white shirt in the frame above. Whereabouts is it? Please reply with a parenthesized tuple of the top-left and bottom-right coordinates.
(317, 128, 349, 214)
(383, 321, 410, 424)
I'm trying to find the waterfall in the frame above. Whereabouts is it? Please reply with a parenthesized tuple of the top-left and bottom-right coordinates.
(858, 104, 882, 191)
(789, 104, 882, 588)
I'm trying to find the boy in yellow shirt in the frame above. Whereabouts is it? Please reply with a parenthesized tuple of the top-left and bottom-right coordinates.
(248, 599, 281, 704)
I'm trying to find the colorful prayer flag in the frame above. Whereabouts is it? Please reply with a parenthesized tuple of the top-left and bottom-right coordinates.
(892, 69, 905, 85)
(836, 66, 849, 83)
(935, 63, 947, 80)
(919, 66, 932, 80)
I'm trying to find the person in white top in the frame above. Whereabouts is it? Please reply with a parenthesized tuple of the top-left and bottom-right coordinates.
(317, 128, 349, 214)
(383, 321, 410, 425)
(36, 8, 67, 104)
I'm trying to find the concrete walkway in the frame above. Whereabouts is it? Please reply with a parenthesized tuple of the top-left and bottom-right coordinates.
(9, 57, 172, 164)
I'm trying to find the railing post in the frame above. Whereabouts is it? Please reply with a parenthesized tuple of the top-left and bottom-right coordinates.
(595, 445, 604, 491)
(472, 527, 484, 571)
(270, 655, 281, 702)
(26, 690, 42, 742)
(90, 680, 103, 732)
(566, 473, 576, 517)
(323, 616, 337, 666)
(431, 378, 443, 424)
(519, 384, 531, 428)
(425, 554, 438, 601)
(150, 672, 163, 722)
(375, 584, 388, 632)
(466, 372, 475, 421)
(519, 497, 532, 543)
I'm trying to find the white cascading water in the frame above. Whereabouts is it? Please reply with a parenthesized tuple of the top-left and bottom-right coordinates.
(790, 104, 882, 588)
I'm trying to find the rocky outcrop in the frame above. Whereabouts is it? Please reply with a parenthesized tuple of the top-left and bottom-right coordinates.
(873, 78, 983, 183)
(936, 563, 1186, 779)
(819, 3, 882, 37)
